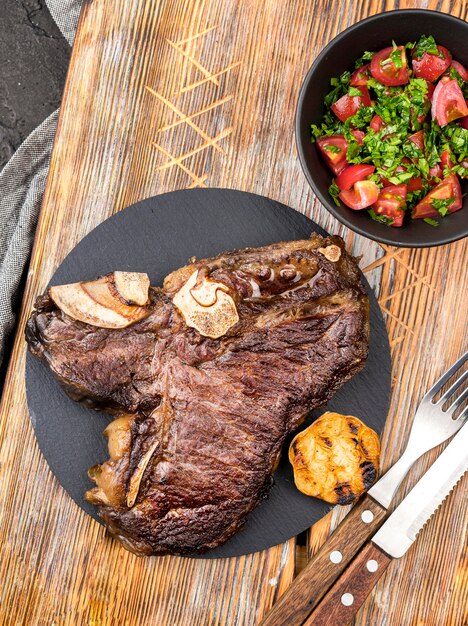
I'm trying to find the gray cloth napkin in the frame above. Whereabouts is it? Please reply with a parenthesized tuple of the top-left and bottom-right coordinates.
(0, 0, 81, 370)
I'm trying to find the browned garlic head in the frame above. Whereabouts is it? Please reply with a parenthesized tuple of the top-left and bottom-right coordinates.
(173, 270, 239, 339)
(49, 271, 150, 328)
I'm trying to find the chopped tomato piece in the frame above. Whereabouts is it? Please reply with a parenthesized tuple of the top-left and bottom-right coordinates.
(412, 174, 462, 219)
(350, 129, 365, 144)
(412, 45, 451, 82)
(441, 149, 455, 170)
(339, 180, 380, 210)
(316, 135, 349, 175)
(450, 60, 468, 82)
(350, 63, 371, 86)
(409, 130, 425, 151)
(370, 46, 409, 86)
(372, 184, 407, 227)
(331, 86, 372, 122)
(336, 164, 375, 191)
(432, 79, 468, 126)
(370, 114, 384, 132)
(426, 81, 436, 101)
(407, 176, 424, 192)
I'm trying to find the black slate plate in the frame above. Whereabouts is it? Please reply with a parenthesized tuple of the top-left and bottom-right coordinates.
(25, 188, 391, 558)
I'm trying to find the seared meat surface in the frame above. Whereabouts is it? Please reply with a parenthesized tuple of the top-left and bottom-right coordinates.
(26, 234, 369, 556)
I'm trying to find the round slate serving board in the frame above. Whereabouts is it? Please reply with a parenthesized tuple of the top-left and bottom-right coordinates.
(26, 188, 391, 558)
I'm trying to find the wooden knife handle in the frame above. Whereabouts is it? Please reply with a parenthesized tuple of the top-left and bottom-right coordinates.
(302, 542, 392, 626)
(259, 495, 386, 626)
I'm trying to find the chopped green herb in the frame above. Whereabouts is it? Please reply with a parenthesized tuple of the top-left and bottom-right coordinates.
(390, 41, 403, 69)
(329, 180, 341, 206)
(412, 35, 444, 60)
(448, 66, 468, 98)
(368, 208, 394, 225)
(348, 86, 364, 97)
(431, 197, 455, 216)
(423, 218, 439, 227)
(323, 144, 341, 154)
(324, 71, 351, 107)
(355, 51, 375, 68)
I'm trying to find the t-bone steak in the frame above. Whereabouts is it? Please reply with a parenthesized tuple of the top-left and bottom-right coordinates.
(26, 234, 370, 556)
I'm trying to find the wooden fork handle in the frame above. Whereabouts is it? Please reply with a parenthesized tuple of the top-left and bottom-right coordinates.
(259, 495, 386, 626)
(303, 542, 392, 626)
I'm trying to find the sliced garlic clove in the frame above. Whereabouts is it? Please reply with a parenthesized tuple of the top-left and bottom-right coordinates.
(49, 283, 132, 328)
(126, 439, 159, 508)
(173, 270, 239, 339)
(49, 273, 150, 329)
(113, 271, 150, 306)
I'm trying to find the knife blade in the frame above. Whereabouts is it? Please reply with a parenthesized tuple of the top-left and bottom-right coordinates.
(303, 422, 468, 626)
(372, 420, 468, 558)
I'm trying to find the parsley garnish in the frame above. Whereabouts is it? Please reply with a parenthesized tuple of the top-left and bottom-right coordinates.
(431, 197, 455, 216)
(348, 86, 363, 97)
(413, 35, 444, 60)
(323, 144, 341, 154)
(423, 218, 439, 227)
(448, 66, 468, 98)
(390, 41, 403, 69)
(329, 180, 341, 207)
(324, 71, 351, 107)
(368, 209, 394, 225)
(355, 51, 375, 68)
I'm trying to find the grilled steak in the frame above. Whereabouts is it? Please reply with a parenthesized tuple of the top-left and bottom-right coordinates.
(26, 234, 370, 556)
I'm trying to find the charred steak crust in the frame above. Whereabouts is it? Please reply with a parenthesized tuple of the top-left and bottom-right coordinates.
(26, 234, 370, 556)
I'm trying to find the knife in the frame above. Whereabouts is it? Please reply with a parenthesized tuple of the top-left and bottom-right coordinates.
(302, 422, 468, 626)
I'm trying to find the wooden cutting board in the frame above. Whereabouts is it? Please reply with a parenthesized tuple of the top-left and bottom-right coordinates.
(0, 1, 467, 625)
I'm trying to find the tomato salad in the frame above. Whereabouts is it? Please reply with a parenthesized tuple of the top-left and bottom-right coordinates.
(312, 36, 467, 227)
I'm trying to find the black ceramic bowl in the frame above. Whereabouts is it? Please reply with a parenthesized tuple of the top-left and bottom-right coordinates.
(296, 10, 468, 247)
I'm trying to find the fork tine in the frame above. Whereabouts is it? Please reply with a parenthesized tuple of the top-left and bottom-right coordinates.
(424, 351, 468, 401)
(447, 386, 468, 416)
(438, 369, 468, 405)
(458, 404, 468, 421)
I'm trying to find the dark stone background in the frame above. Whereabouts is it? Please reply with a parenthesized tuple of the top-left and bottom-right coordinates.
(0, 0, 70, 172)
(0, 1, 70, 384)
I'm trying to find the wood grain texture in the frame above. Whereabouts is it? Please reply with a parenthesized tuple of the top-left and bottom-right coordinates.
(0, 1, 467, 625)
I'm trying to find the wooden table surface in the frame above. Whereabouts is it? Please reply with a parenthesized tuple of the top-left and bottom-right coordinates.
(0, 1, 467, 624)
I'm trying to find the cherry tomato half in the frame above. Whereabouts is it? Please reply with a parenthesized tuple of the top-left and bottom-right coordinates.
(350, 63, 371, 86)
(412, 173, 462, 219)
(316, 135, 349, 175)
(431, 79, 468, 126)
(339, 180, 380, 210)
(372, 184, 407, 227)
(335, 164, 376, 191)
(331, 86, 372, 122)
(412, 45, 451, 82)
(370, 46, 409, 86)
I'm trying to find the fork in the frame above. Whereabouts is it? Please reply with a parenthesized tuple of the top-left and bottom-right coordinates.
(260, 351, 468, 626)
